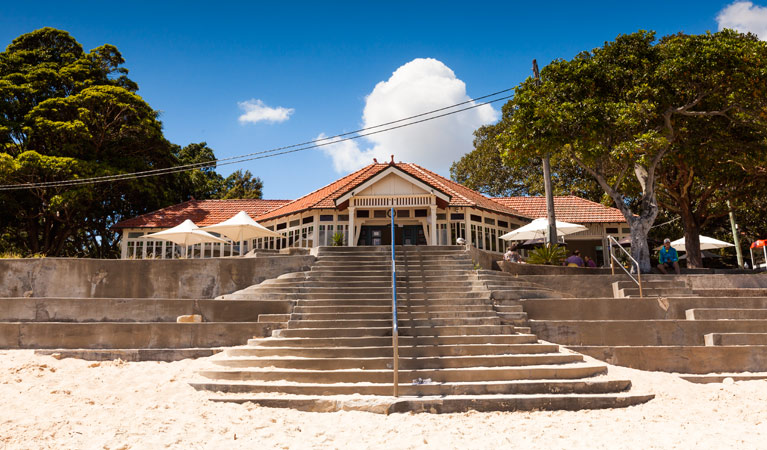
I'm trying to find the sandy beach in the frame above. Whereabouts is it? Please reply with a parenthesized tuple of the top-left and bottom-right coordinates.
(1, 350, 765, 449)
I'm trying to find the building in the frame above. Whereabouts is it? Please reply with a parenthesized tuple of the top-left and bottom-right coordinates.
(114, 161, 628, 263)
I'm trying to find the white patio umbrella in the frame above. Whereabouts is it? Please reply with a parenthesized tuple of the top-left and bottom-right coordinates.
(141, 219, 228, 258)
(655, 235, 735, 252)
(201, 211, 282, 256)
(500, 218, 587, 241)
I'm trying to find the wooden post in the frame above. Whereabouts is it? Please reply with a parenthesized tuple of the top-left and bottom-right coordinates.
(533, 59, 558, 246)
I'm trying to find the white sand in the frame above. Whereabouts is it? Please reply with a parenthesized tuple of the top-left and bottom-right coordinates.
(1, 350, 765, 449)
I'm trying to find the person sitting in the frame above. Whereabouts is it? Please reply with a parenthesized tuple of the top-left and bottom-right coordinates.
(504, 244, 523, 263)
(583, 255, 597, 268)
(657, 238, 681, 274)
(563, 249, 584, 267)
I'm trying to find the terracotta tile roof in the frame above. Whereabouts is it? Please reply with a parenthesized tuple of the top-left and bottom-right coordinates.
(494, 196, 626, 223)
(113, 199, 292, 229)
(255, 162, 528, 221)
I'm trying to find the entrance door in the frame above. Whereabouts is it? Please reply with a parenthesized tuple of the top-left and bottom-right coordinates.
(403, 225, 426, 245)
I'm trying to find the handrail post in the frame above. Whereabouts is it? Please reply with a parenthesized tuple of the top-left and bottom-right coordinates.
(609, 237, 615, 276)
(391, 206, 399, 397)
(637, 264, 643, 298)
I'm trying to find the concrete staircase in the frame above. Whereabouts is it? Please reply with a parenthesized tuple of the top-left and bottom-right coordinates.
(523, 295, 767, 375)
(192, 246, 652, 413)
(612, 280, 694, 298)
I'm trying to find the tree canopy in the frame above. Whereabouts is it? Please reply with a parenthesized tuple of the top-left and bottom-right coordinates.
(0, 28, 262, 257)
(492, 30, 767, 271)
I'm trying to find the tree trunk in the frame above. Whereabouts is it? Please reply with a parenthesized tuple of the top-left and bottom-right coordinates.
(627, 215, 654, 273)
(679, 203, 703, 268)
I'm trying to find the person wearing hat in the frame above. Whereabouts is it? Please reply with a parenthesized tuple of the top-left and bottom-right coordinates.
(657, 238, 680, 274)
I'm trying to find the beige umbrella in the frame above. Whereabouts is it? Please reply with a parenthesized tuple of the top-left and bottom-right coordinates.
(500, 218, 587, 241)
(201, 211, 282, 256)
(141, 219, 228, 258)
(655, 235, 735, 252)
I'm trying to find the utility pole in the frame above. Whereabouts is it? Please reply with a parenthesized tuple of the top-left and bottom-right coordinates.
(533, 59, 558, 246)
(727, 200, 744, 268)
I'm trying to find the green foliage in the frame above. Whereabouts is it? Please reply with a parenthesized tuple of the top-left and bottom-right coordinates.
(0, 28, 264, 258)
(331, 232, 344, 246)
(526, 245, 567, 265)
(492, 30, 767, 272)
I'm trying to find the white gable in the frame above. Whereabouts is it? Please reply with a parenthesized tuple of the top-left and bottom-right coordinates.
(358, 173, 428, 196)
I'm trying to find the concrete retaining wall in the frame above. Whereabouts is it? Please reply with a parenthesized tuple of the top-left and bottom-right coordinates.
(0, 256, 314, 299)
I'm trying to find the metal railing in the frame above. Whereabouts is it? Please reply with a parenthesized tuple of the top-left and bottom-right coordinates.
(607, 235, 643, 298)
(390, 206, 399, 397)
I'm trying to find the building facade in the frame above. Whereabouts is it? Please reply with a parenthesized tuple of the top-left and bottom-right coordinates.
(114, 161, 628, 263)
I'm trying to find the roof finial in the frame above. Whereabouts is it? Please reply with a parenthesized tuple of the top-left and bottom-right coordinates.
(373, 158, 378, 164)
(390, 154, 395, 164)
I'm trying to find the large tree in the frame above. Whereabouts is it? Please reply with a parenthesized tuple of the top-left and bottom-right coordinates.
(0, 28, 260, 257)
(451, 122, 604, 201)
(497, 30, 767, 272)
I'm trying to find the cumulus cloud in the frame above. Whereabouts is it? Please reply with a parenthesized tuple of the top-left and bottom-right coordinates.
(321, 58, 499, 174)
(238, 99, 294, 124)
(717, 1, 767, 40)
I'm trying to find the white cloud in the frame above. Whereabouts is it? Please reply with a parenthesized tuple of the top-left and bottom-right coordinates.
(321, 58, 499, 174)
(717, 1, 767, 40)
(237, 99, 294, 124)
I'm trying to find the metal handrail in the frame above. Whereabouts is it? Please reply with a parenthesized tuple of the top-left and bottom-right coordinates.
(390, 206, 399, 397)
(607, 235, 643, 298)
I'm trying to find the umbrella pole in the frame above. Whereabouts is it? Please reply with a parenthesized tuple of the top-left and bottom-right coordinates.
(240, 229, 244, 257)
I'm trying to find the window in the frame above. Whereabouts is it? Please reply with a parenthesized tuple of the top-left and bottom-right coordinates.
(622, 228, 630, 234)
(450, 222, 466, 244)
(337, 215, 349, 221)
(606, 227, 618, 234)
(356, 210, 369, 218)
(320, 215, 334, 222)
(289, 219, 300, 227)
(397, 210, 410, 217)
(276, 223, 287, 230)
(484, 218, 495, 225)
(373, 210, 387, 218)
(450, 213, 465, 221)
(437, 223, 448, 245)
(303, 216, 314, 224)
(470, 214, 482, 223)
(437, 213, 446, 220)
(498, 220, 508, 228)
(414, 209, 427, 217)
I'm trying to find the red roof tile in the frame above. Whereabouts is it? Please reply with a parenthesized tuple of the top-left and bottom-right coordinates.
(113, 199, 291, 229)
(494, 196, 626, 223)
(256, 162, 528, 221)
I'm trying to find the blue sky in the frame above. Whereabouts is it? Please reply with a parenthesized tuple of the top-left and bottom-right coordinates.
(1, 1, 763, 199)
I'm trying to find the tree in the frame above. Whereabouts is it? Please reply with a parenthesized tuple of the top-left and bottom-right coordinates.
(451, 122, 604, 201)
(497, 30, 767, 272)
(0, 28, 177, 256)
(218, 170, 263, 199)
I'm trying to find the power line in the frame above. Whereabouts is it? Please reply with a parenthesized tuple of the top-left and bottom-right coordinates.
(0, 90, 513, 191)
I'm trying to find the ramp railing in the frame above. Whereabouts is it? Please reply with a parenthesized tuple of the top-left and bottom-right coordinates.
(607, 235, 643, 298)
(390, 206, 399, 397)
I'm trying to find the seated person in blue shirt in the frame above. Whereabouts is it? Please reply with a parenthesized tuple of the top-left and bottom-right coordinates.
(657, 238, 680, 274)
(563, 249, 584, 267)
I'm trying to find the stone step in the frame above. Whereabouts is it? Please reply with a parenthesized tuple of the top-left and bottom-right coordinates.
(317, 246, 465, 253)
(704, 333, 767, 346)
(210, 353, 583, 370)
(292, 311, 498, 320)
(495, 305, 524, 313)
(613, 280, 688, 290)
(279, 280, 483, 288)
(286, 317, 501, 329)
(268, 291, 491, 300)
(306, 275, 477, 282)
(191, 378, 629, 397)
(532, 319, 767, 346)
(572, 345, 767, 374)
(520, 297, 767, 321)
(249, 285, 485, 293)
(317, 256, 472, 262)
(619, 288, 694, 298)
(686, 308, 767, 320)
(225, 343, 560, 358)
(294, 305, 494, 314)
(204, 392, 654, 413)
(258, 314, 290, 322)
(294, 298, 493, 307)
(199, 362, 609, 383)
(248, 334, 539, 347)
(274, 324, 516, 338)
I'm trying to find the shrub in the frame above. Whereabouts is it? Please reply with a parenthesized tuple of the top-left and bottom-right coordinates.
(526, 245, 567, 265)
